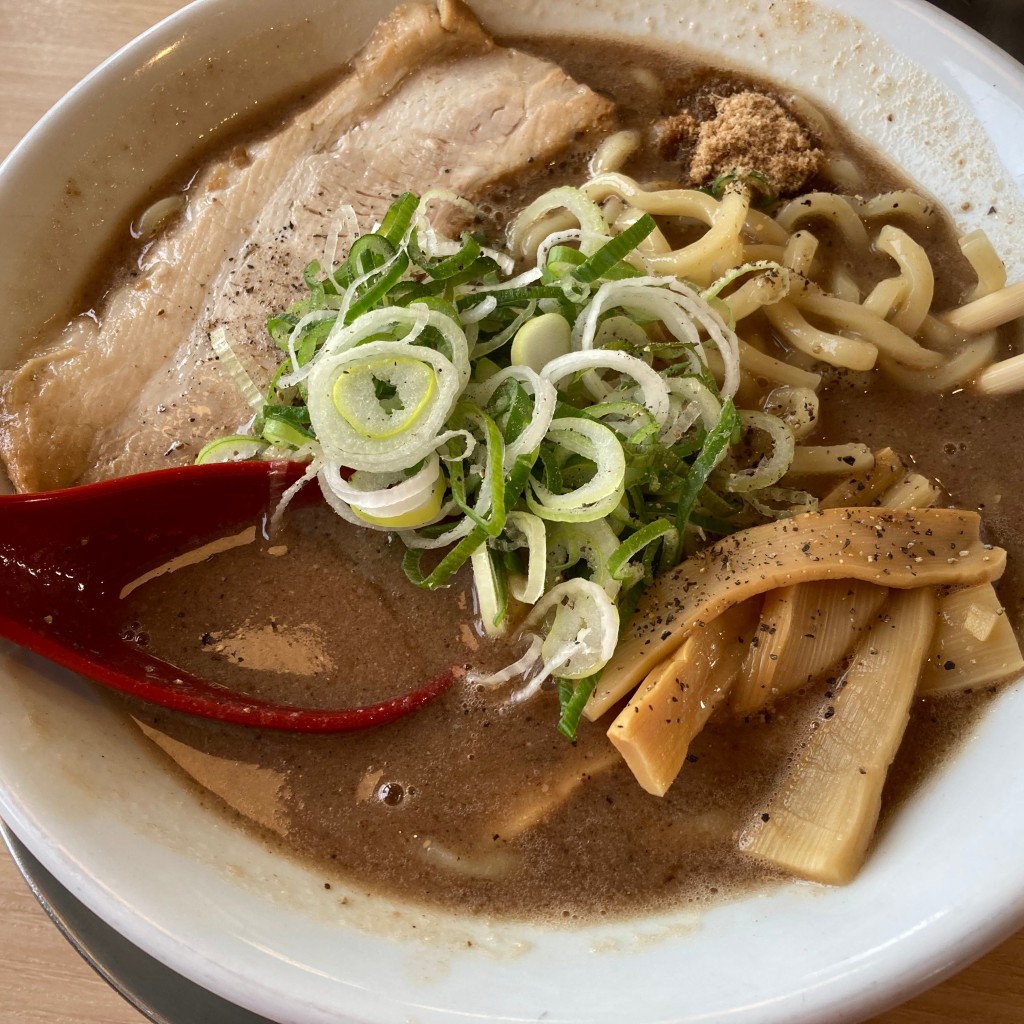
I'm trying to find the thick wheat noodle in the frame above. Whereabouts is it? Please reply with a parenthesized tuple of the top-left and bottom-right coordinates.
(614, 207, 672, 255)
(881, 333, 997, 393)
(828, 266, 861, 304)
(135, 195, 186, 239)
(645, 187, 750, 284)
(976, 351, 1024, 395)
(794, 292, 942, 368)
(876, 225, 934, 336)
(919, 314, 969, 354)
(582, 172, 720, 220)
(775, 193, 869, 248)
(598, 194, 625, 227)
(787, 443, 873, 476)
(742, 242, 787, 263)
(744, 209, 790, 245)
(735, 339, 821, 389)
(723, 272, 791, 322)
(858, 191, 936, 224)
(783, 230, 818, 277)
(764, 384, 818, 439)
(579, 158, 1016, 402)
(580, 177, 1007, 397)
(580, 173, 752, 285)
(819, 156, 864, 192)
(585, 507, 1005, 719)
(943, 279, 1024, 334)
(960, 229, 1007, 300)
(520, 210, 578, 264)
(862, 276, 906, 319)
(764, 300, 878, 371)
(785, 93, 840, 148)
(590, 130, 641, 175)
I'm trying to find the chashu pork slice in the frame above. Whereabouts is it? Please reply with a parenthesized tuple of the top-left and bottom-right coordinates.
(0, 0, 613, 492)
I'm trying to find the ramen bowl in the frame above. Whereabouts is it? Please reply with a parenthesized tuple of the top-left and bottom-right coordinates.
(2, 1, 1024, 1022)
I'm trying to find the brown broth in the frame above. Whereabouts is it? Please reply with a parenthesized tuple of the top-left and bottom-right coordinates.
(94, 35, 1024, 922)
(120, 504, 493, 709)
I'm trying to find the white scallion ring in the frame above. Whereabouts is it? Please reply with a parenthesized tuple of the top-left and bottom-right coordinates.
(719, 409, 796, 493)
(526, 417, 626, 521)
(522, 578, 620, 680)
(541, 349, 672, 426)
(305, 308, 470, 472)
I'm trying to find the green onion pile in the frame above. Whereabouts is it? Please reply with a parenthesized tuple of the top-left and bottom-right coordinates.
(198, 185, 809, 739)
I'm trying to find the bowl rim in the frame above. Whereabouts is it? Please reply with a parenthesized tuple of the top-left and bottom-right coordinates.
(2, 1, 1024, 1022)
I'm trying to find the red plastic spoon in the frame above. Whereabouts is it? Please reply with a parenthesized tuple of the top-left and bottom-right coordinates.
(0, 461, 454, 731)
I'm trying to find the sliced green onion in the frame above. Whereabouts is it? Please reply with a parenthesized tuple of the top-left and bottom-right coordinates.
(674, 397, 739, 535)
(557, 675, 599, 741)
(572, 277, 741, 400)
(703, 260, 788, 301)
(210, 326, 263, 413)
(471, 544, 509, 636)
(743, 486, 819, 519)
(351, 469, 446, 529)
(504, 511, 547, 605)
(527, 417, 626, 522)
(541, 349, 672, 426)
(306, 307, 469, 471)
(718, 409, 796, 493)
(607, 518, 677, 581)
(418, 235, 482, 281)
(456, 285, 566, 312)
(546, 518, 622, 599)
(333, 453, 441, 513)
(509, 186, 610, 258)
(524, 578, 619, 680)
(447, 404, 506, 536)
(543, 245, 586, 276)
(262, 417, 313, 449)
(402, 531, 487, 590)
(400, 453, 537, 587)
(331, 355, 437, 440)
(342, 251, 411, 324)
(195, 435, 267, 464)
(571, 213, 655, 284)
(510, 312, 572, 372)
(200, 181, 836, 744)
(378, 192, 419, 246)
(705, 169, 778, 208)
(468, 367, 557, 467)
(338, 234, 396, 287)
(469, 636, 543, 689)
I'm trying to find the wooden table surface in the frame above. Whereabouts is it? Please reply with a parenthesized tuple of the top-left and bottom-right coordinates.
(1, 1, 1024, 1022)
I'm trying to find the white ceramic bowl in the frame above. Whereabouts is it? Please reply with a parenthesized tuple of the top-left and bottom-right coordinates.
(2, 2, 1024, 1022)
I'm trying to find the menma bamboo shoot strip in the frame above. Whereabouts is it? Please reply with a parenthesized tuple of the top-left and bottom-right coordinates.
(918, 583, 1024, 694)
(607, 600, 761, 797)
(730, 579, 888, 716)
(819, 447, 905, 510)
(739, 586, 936, 884)
(587, 507, 1006, 720)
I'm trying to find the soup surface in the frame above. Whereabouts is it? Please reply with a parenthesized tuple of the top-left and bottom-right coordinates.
(125, 503, 994, 918)
(5, 16, 1024, 922)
